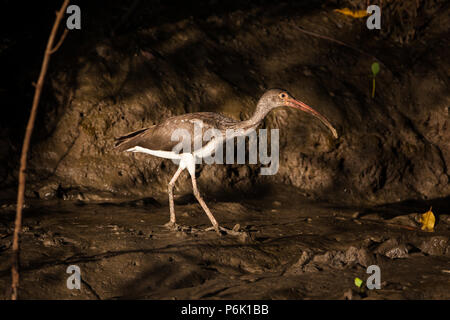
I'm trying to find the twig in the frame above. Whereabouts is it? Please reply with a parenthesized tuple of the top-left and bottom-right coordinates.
(81, 278, 102, 300)
(294, 25, 387, 68)
(359, 218, 419, 231)
(11, 0, 70, 300)
(49, 29, 69, 54)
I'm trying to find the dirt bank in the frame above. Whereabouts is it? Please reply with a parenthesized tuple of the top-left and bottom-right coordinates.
(1, 1, 449, 204)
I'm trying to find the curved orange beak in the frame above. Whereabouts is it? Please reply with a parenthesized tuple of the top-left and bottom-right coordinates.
(286, 98, 338, 139)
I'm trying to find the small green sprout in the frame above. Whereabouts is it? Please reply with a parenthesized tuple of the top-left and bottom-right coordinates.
(371, 62, 380, 98)
(354, 277, 363, 288)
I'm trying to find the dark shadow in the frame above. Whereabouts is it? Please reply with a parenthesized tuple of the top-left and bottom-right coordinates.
(360, 196, 450, 220)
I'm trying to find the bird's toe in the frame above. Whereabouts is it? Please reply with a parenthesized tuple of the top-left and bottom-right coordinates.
(164, 221, 180, 231)
(206, 225, 252, 243)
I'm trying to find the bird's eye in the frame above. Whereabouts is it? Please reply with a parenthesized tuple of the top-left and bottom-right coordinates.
(279, 93, 287, 99)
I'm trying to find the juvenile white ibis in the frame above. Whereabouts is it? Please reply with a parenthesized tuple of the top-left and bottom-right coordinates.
(115, 89, 338, 236)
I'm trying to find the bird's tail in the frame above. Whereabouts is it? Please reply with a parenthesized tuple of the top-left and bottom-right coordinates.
(114, 127, 151, 151)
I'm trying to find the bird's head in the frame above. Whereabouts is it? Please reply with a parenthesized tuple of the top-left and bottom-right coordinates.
(257, 89, 338, 139)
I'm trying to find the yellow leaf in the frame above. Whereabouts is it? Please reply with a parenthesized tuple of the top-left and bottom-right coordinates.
(419, 207, 435, 232)
(334, 8, 368, 19)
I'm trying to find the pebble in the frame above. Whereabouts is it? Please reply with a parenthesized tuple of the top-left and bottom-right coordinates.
(439, 215, 450, 225)
(419, 236, 449, 256)
(43, 239, 56, 247)
(376, 239, 409, 259)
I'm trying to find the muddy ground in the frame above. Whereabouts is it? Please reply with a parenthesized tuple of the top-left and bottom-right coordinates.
(1, 188, 449, 299)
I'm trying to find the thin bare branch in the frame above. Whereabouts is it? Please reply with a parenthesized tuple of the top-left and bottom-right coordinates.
(294, 25, 387, 68)
(11, 0, 70, 300)
(50, 28, 69, 54)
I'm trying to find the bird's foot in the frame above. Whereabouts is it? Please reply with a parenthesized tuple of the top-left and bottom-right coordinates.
(164, 221, 179, 230)
(205, 224, 251, 243)
(163, 221, 197, 233)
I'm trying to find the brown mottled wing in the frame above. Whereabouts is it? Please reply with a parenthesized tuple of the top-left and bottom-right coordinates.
(114, 112, 238, 152)
(114, 127, 150, 152)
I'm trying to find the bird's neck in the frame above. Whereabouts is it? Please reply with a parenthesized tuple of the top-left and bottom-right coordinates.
(244, 102, 271, 128)
(231, 101, 270, 131)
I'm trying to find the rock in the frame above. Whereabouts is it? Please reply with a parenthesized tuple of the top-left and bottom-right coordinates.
(387, 214, 419, 228)
(237, 231, 251, 244)
(312, 251, 332, 264)
(310, 246, 375, 269)
(285, 250, 314, 275)
(298, 250, 313, 265)
(303, 263, 320, 273)
(439, 215, 450, 225)
(418, 236, 449, 256)
(376, 239, 409, 259)
(37, 183, 59, 199)
(354, 247, 376, 267)
(42, 239, 57, 247)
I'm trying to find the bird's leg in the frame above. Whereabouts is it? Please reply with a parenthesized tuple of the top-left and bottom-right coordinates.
(188, 164, 250, 241)
(183, 156, 249, 240)
(164, 166, 184, 230)
(189, 170, 221, 234)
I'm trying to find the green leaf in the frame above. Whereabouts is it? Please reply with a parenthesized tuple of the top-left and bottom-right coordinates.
(354, 277, 363, 288)
(371, 62, 380, 76)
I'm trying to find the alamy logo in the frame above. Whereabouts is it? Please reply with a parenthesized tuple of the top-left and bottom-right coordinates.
(66, 5, 81, 30)
(170, 120, 280, 175)
(366, 265, 381, 289)
(366, 5, 381, 30)
(66, 265, 81, 290)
